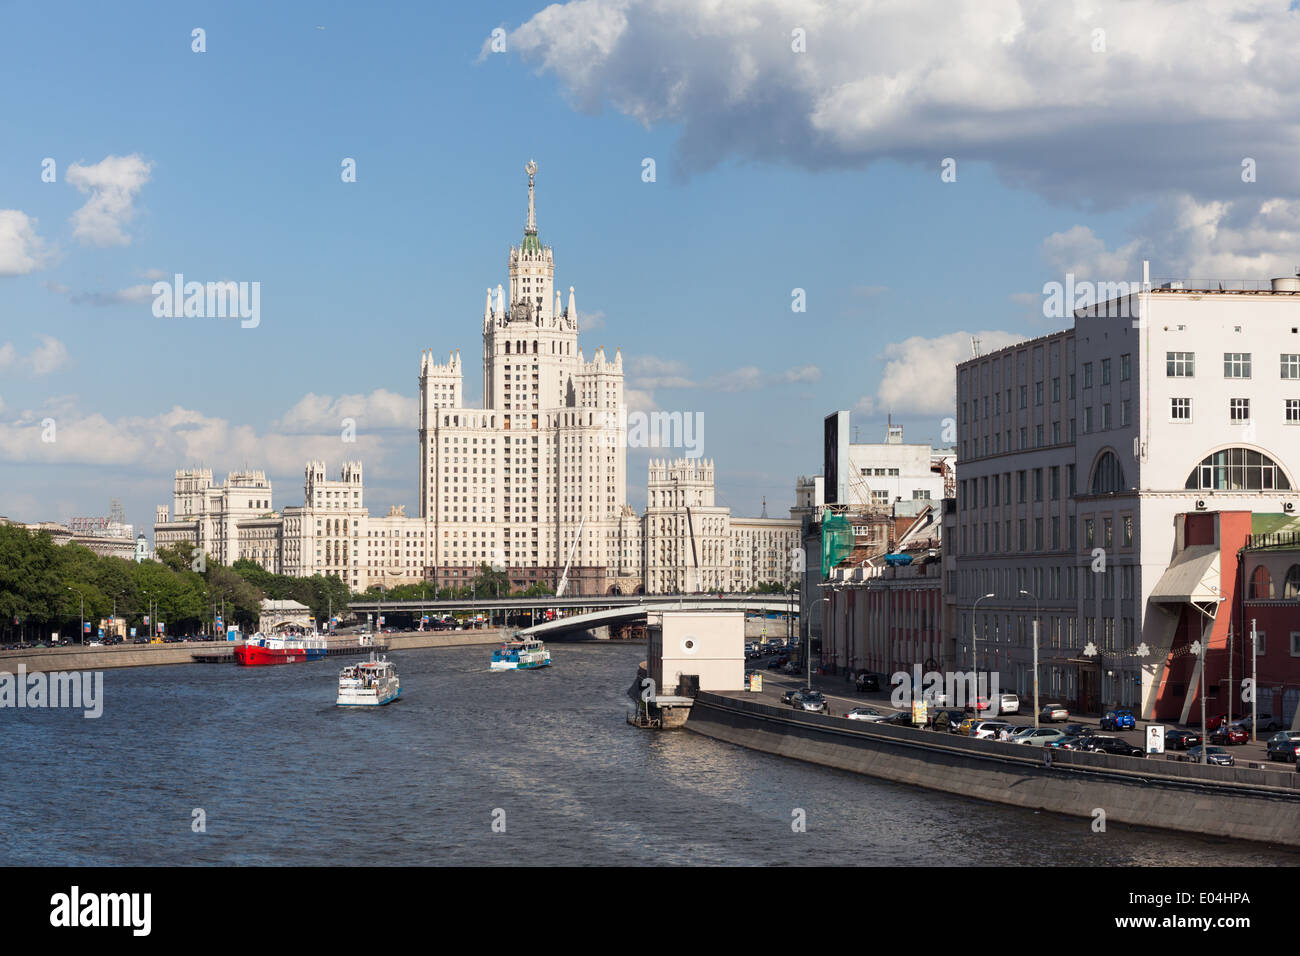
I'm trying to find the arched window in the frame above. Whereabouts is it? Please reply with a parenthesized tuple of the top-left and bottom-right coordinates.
(1089, 451, 1128, 494)
(1285, 565, 1300, 599)
(1250, 565, 1274, 600)
(1184, 448, 1292, 490)
(505, 341, 511, 354)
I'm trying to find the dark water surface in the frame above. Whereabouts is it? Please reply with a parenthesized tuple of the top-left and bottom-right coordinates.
(3, 642, 1296, 866)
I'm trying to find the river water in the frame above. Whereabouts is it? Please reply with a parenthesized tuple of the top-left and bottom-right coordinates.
(3, 641, 1296, 866)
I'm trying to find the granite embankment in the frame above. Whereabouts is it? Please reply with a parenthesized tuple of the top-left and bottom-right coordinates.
(687, 691, 1300, 848)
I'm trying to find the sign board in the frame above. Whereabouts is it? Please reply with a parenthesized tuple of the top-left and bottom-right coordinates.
(912, 700, 929, 725)
(97, 628, 104, 639)
(1146, 724, 1166, 755)
(749, 672, 763, 692)
(51, 633, 59, 642)
(129, 628, 136, 638)
(83, 622, 91, 634)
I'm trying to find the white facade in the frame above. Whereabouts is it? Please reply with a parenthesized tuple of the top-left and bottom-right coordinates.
(954, 276, 1300, 714)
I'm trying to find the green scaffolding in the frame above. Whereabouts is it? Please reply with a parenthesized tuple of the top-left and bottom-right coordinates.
(821, 512, 854, 578)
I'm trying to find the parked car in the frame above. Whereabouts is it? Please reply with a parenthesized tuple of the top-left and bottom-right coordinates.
(881, 711, 916, 727)
(1039, 703, 1069, 723)
(1049, 735, 1086, 750)
(846, 706, 886, 722)
(928, 708, 966, 730)
(957, 716, 983, 736)
(1266, 731, 1300, 761)
(767, 656, 789, 670)
(1184, 745, 1234, 766)
(1099, 709, 1136, 731)
(1015, 728, 1066, 747)
(963, 696, 993, 714)
(1209, 723, 1249, 746)
(1165, 729, 1202, 750)
(855, 673, 880, 692)
(1237, 713, 1284, 733)
(781, 688, 808, 705)
(998, 693, 1021, 715)
(1061, 723, 1095, 739)
(971, 720, 1013, 739)
(1087, 736, 1145, 757)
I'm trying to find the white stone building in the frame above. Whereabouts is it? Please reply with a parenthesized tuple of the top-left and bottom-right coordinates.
(953, 270, 1300, 715)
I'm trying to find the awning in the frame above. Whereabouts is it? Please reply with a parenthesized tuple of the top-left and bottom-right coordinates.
(1148, 545, 1220, 604)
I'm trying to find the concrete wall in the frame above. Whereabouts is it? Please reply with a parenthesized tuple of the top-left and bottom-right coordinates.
(688, 691, 1300, 848)
(650, 610, 744, 693)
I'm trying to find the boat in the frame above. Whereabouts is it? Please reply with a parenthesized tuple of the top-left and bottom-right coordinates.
(233, 632, 328, 666)
(490, 637, 552, 671)
(337, 653, 401, 706)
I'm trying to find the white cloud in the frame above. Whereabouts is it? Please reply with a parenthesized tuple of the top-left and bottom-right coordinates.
(707, 366, 763, 392)
(1041, 224, 1143, 280)
(508, 1, 1300, 205)
(0, 335, 69, 376)
(857, 329, 1025, 418)
(0, 210, 50, 276)
(779, 364, 821, 384)
(66, 154, 153, 247)
(578, 308, 606, 331)
(276, 388, 417, 433)
(628, 355, 696, 389)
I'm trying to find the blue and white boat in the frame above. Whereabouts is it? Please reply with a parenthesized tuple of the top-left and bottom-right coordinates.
(490, 637, 552, 671)
(337, 653, 401, 706)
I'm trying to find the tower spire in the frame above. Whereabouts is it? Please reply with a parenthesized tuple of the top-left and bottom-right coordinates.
(525, 159, 538, 238)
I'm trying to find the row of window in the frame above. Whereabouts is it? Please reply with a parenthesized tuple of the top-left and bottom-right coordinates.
(1167, 352, 1300, 379)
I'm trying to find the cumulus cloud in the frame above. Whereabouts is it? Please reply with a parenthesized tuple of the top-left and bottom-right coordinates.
(856, 330, 1025, 418)
(628, 355, 696, 389)
(0, 335, 69, 376)
(507, 0, 1300, 205)
(66, 154, 153, 247)
(1041, 224, 1143, 280)
(0, 210, 50, 276)
(276, 388, 417, 433)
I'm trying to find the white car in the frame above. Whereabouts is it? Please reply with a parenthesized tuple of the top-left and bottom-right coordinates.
(1015, 728, 1066, 747)
(999, 693, 1021, 715)
(846, 707, 889, 722)
(972, 720, 1013, 739)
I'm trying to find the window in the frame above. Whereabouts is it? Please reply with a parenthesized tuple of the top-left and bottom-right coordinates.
(1035, 381, 1044, 406)
(1083, 362, 1093, 388)
(1230, 398, 1250, 422)
(1122, 515, 1133, 547)
(1249, 566, 1274, 600)
(1185, 447, 1292, 490)
(1102, 404, 1112, 430)
(1224, 352, 1252, 378)
(1083, 517, 1095, 548)
(1083, 407, 1093, 433)
(1283, 354, 1300, 379)
(1019, 385, 1027, 409)
(1286, 565, 1300, 599)
(1052, 377, 1061, 402)
(1120, 399, 1131, 426)
(1120, 353, 1131, 381)
(1171, 397, 1191, 421)
(1101, 358, 1111, 385)
(1287, 399, 1300, 424)
(1167, 351, 1195, 377)
(1090, 451, 1128, 493)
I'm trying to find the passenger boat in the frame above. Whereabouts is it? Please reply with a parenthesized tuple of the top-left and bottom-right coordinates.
(233, 632, 328, 666)
(337, 653, 401, 706)
(490, 637, 552, 671)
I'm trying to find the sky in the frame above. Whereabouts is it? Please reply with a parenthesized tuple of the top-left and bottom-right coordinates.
(4, 0, 1300, 536)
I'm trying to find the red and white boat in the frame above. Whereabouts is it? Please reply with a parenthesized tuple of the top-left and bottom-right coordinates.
(233, 632, 328, 666)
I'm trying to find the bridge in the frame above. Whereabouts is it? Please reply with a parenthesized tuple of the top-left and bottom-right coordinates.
(347, 592, 799, 639)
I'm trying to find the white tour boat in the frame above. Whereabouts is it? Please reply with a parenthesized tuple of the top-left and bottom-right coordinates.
(337, 653, 401, 706)
(490, 637, 552, 671)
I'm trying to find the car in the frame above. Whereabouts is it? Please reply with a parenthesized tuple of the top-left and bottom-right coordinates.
(1039, 703, 1069, 723)
(1049, 735, 1086, 750)
(1209, 723, 1249, 746)
(1266, 731, 1300, 761)
(971, 720, 1013, 740)
(1238, 713, 1284, 733)
(963, 696, 992, 714)
(780, 688, 808, 705)
(855, 673, 881, 692)
(1099, 709, 1136, 731)
(998, 693, 1021, 715)
(1165, 729, 1202, 750)
(767, 656, 789, 669)
(928, 708, 966, 731)
(1061, 723, 1096, 739)
(1185, 745, 1234, 766)
(791, 690, 827, 713)
(880, 711, 917, 727)
(1086, 736, 1145, 757)
(846, 706, 886, 722)
(956, 716, 984, 736)
(1015, 728, 1066, 747)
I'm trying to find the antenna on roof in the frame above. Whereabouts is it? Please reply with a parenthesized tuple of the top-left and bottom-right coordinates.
(970, 336, 981, 358)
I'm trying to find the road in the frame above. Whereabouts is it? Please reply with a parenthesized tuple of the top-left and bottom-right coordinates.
(747, 654, 1296, 774)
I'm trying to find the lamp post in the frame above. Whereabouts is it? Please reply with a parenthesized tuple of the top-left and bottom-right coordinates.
(67, 586, 85, 644)
(972, 593, 995, 706)
(1019, 588, 1040, 728)
(1189, 592, 1226, 765)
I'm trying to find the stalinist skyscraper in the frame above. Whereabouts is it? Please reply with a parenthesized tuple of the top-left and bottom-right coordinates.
(418, 161, 633, 595)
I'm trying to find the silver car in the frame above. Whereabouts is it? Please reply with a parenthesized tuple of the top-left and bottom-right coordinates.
(1015, 728, 1066, 747)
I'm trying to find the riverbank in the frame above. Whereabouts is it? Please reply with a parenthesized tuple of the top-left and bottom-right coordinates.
(0, 629, 511, 673)
(687, 691, 1300, 848)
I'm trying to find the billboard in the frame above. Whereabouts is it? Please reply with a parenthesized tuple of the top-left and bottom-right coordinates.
(823, 410, 850, 505)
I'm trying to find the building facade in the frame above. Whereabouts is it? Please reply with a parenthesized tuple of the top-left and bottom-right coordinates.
(953, 273, 1300, 716)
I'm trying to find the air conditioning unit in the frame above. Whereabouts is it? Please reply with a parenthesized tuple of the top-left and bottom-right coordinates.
(1286, 501, 1296, 514)
(1195, 500, 1208, 511)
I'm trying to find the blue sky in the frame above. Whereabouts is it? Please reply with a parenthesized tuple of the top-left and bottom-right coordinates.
(3, 0, 1298, 532)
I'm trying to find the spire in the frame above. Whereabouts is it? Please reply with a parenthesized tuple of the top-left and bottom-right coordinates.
(567, 285, 576, 322)
(522, 159, 541, 254)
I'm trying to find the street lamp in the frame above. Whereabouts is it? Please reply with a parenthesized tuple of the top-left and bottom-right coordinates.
(1189, 592, 1227, 765)
(67, 586, 85, 644)
(1019, 588, 1040, 728)
(972, 593, 995, 705)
